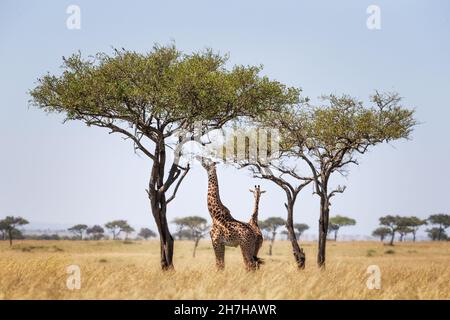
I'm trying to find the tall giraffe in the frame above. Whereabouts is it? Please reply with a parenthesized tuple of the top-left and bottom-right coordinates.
(200, 158, 262, 271)
(249, 185, 265, 259)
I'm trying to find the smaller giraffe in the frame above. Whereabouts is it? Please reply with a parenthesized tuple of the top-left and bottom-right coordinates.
(249, 185, 265, 261)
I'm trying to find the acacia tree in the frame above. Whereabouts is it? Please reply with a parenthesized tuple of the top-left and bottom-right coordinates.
(402, 216, 427, 242)
(260, 217, 286, 256)
(428, 214, 450, 241)
(260, 92, 415, 267)
(138, 228, 156, 240)
(328, 215, 356, 241)
(173, 216, 209, 257)
(294, 223, 309, 240)
(379, 215, 403, 245)
(30, 44, 297, 270)
(122, 225, 135, 240)
(68, 224, 88, 240)
(104, 220, 132, 240)
(426, 227, 448, 241)
(86, 225, 105, 240)
(0, 216, 29, 246)
(372, 227, 391, 242)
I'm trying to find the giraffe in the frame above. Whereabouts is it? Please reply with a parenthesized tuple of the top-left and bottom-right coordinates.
(199, 158, 262, 271)
(249, 185, 265, 260)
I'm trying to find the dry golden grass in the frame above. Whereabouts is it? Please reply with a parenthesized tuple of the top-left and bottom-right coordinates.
(0, 239, 448, 299)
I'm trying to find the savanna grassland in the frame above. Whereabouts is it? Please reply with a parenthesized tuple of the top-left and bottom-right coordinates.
(0, 240, 448, 299)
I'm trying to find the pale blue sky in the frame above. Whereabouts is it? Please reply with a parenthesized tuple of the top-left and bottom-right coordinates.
(0, 0, 449, 238)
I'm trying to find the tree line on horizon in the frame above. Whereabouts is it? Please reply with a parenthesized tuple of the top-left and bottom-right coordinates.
(2, 213, 448, 249)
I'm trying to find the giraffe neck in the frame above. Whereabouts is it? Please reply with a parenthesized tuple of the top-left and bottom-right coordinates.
(207, 167, 233, 221)
(250, 194, 260, 227)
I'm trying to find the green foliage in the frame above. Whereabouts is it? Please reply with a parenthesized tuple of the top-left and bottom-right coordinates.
(104, 220, 133, 239)
(29, 44, 299, 141)
(172, 216, 209, 241)
(329, 215, 356, 228)
(86, 225, 105, 240)
(68, 224, 88, 239)
(293, 223, 309, 236)
(260, 217, 286, 232)
(138, 228, 156, 240)
(372, 227, 392, 240)
(426, 227, 448, 241)
(428, 214, 450, 228)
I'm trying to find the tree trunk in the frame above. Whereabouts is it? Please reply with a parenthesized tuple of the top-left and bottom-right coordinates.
(412, 231, 416, 242)
(389, 231, 395, 246)
(8, 229, 12, 247)
(268, 236, 274, 256)
(334, 230, 338, 241)
(285, 201, 306, 269)
(317, 197, 329, 268)
(151, 195, 174, 270)
(193, 238, 200, 258)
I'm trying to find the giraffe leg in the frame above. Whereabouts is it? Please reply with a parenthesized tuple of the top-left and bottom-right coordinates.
(241, 244, 257, 271)
(212, 240, 225, 270)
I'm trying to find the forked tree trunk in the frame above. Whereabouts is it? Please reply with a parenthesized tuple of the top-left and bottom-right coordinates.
(285, 202, 306, 269)
(317, 198, 329, 268)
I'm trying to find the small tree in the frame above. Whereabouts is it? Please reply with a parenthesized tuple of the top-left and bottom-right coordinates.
(328, 215, 356, 241)
(68, 224, 88, 240)
(402, 216, 427, 242)
(86, 225, 105, 240)
(427, 214, 450, 241)
(0, 216, 29, 246)
(379, 215, 403, 246)
(372, 227, 391, 242)
(138, 228, 156, 240)
(173, 216, 209, 257)
(122, 225, 135, 240)
(426, 227, 448, 241)
(397, 226, 413, 242)
(260, 217, 286, 256)
(294, 223, 309, 240)
(104, 220, 132, 240)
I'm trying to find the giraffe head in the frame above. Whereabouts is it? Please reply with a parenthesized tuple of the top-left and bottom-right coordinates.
(249, 185, 266, 199)
(197, 156, 218, 173)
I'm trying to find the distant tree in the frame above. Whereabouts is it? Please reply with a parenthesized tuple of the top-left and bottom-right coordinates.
(138, 228, 156, 240)
(372, 227, 392, 242)
(397, 226, 414, 242)
(426, 227, 448, 241)
(122, 225, 135, 240)
(260, 217, 286, 256)
(379, 215, 404, 246)
(0, 216, 29, 246)
(173, 229, 193, 240)
(293, 223, 309, 240)
(104, 220, 132, 240)
(86, 225, 105, 240)
(401, 216, 427, 242)
(328, 215, 356, 241)
(68, 224, 88, 240)
(173, 216, 209, 257)
(280, 230, 289, 240)
(427, 214, 450, 241)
